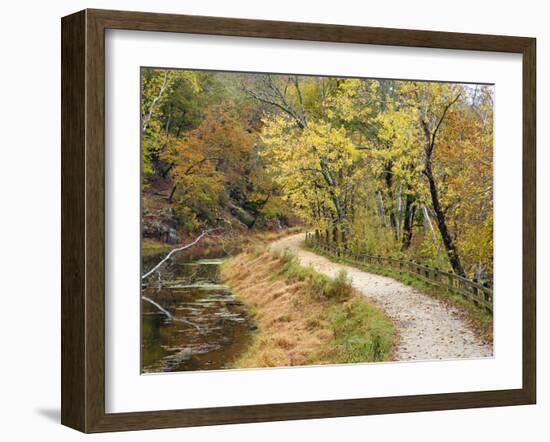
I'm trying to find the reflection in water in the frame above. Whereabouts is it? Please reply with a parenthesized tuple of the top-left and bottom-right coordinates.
(141, 254, 255, 373)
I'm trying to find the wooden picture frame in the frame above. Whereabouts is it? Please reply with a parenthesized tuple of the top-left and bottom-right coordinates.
(61, 8, 536, 433)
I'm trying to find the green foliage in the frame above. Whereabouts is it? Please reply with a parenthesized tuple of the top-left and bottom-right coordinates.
(141, 68, 202, 184)
(323, 301, 394, 363)
(173, 205, 202, 233)
(276, 251, 353, 301)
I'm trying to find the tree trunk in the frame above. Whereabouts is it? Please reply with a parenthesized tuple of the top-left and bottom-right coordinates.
(395, 184, 402, 240)
(383, 161, 399, 240)
(401, 194, 416, 250)
(168, 183, 178, 203)
(376, 190, 387, 227)
(422, 206, 442, 258)
(419, 92, 463, 275)
(425, 164, 465, 276)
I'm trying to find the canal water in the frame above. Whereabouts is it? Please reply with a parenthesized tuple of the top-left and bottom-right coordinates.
(141, 252, 255, 373)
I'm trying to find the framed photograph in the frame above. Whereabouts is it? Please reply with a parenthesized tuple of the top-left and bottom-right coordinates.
(61, 9, 536, 432)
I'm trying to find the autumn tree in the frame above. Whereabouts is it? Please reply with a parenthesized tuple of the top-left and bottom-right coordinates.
(161, 103, 256, 229)
(140, 68, 202, 184)
(377, 82, 493, 277)
(256, 76, 374, 245)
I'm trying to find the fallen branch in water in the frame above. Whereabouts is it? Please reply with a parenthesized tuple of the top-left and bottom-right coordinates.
(141, 295, 201, 331)
(142, 228, 220, 280)
(141, 295, 173, 320)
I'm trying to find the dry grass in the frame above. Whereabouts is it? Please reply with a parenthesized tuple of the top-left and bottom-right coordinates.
(222, 249, 394, 368)
(222, 251, 326, 367)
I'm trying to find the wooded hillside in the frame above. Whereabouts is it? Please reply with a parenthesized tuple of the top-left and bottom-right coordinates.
(141, 68, 493, 281)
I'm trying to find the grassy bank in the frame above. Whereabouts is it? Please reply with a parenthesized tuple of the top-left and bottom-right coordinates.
(221, 248, 395, 368)
(306, 245, 493, 344)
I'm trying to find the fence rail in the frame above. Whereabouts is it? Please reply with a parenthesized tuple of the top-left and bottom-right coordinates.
(304, 232, 493, 313)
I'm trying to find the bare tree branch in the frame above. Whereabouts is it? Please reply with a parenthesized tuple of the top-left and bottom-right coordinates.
(242, 75, 307, 128)
(428, 93, 461, 156)
(141, 295, 201, 330)
(183, 157, 221, 176)
(141, 295, 173, 319)
(142, 228, 220, 279)
(142, 70, 169, 132)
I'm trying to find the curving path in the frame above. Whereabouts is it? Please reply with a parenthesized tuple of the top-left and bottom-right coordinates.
(270, 233, 493, 361)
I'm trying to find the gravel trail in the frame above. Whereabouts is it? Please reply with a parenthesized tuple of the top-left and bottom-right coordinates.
(271, 233, 493, 361)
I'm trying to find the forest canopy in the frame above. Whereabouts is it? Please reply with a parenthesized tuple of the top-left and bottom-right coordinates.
(141, 68, 494, 281)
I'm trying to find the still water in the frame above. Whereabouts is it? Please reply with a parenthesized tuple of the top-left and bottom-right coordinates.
(141, 253, 255, 373)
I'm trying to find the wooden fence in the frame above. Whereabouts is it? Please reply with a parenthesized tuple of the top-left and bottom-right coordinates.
(304, 232, 493, 313)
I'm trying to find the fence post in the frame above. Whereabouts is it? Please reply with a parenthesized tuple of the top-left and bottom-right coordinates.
(308, 243, 491, 313)
(462, 279, 469, 302)
(483, 285, 493, 313)
(471, 280, 480, 307)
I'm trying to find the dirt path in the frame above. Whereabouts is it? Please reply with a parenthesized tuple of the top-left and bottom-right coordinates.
(270, 233, 492, 361)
